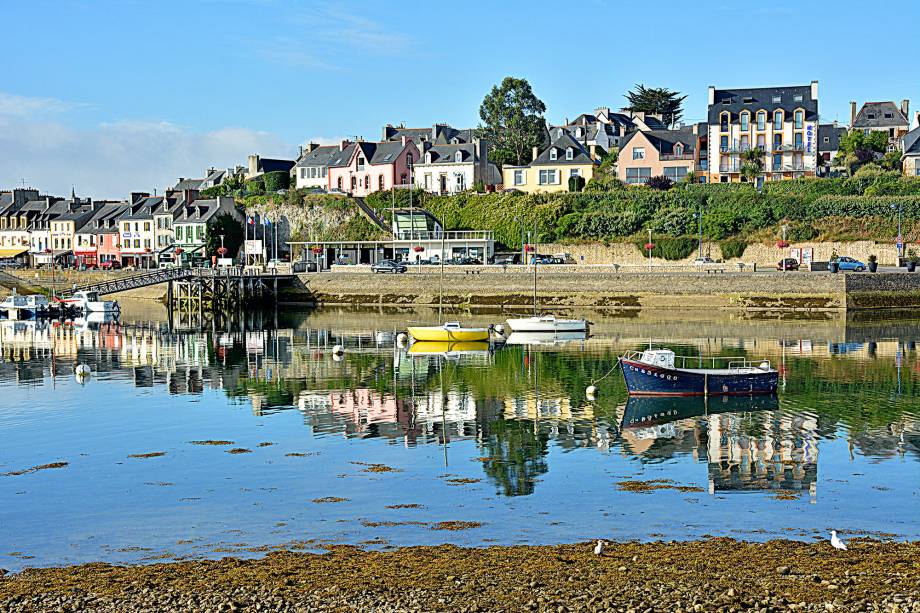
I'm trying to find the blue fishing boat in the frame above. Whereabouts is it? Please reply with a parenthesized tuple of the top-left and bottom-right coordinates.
(620, 349, 778, 397)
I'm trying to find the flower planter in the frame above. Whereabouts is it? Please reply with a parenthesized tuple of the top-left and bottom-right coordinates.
(868, 262, 878, 273)
(908, 262, 917, 273)
(829, 262, 839, 273)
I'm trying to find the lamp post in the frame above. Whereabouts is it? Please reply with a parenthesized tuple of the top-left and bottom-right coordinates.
(892, 202, 903, 262)
(647, 228, 653, 272)
(781, 225, 788, 271)
(693, 200, 704, 260)
(514, 216, 524, 265)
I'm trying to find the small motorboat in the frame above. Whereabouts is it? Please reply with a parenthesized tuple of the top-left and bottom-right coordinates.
(620, 348, 778, 397)
(407, 321, 490, 342)
(58, 290, 120, 314)
(506, 314, 587, 333)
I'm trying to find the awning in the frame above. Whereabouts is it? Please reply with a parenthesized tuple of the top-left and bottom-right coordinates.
(0, 247, 29, 258)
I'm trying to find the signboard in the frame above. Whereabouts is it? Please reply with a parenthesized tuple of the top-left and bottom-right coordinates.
(244, 240, 264, 255)
(897, 235, 903, 252)
(805, 124, 814, 154)
(791, 248, 801, 263)
(801, 247, 814, 267)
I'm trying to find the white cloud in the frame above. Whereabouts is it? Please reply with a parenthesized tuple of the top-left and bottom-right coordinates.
(0, 94, 295, 198)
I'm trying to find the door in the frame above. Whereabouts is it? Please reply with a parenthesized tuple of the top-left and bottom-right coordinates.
(439, 174, 447, 194)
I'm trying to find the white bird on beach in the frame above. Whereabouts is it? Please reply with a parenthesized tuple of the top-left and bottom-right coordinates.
(830, 530, 847, 551)
(593, 540, 606, 556)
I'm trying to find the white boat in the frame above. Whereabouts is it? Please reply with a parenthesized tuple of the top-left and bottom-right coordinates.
(506, 314, 587, 333)
(505, 330, 587, 346)
(58, 290, 120, 314)
(0, 292, 51, 319)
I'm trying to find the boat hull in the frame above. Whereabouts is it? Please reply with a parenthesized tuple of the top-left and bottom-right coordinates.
(407, 326, 489, 342)
(506, 317, 587, 332)
(621, 358, 778, 396)
(408, 341, 490, 355)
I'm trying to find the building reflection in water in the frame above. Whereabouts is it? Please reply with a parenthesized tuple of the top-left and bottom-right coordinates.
(2, 315, 918, 499)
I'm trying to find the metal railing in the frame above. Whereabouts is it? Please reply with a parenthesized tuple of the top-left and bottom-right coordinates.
(63, 267, 293, 297)
(393, 230, 493, 241)
(660, 153, 695, 161)
(622, 350, 771, 371)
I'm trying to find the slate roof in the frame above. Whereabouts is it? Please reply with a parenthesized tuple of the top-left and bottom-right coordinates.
(531, 131, 597, 166)
(204, 169, 226, 184)
(619, 128, 698, 156)
(853, 102, 909, 129)
(78, 203, 129, 234)
(903, 127, 920, 155)
(384, 124, 474, 145)
(327, 143, 358, 168)
(174, 199, 227, 223)
(818, 124, 847, 153)
(121, 196, 181, 221)
(0, 193, 11, 213)
(331, 141, 410, 167)
(294, 145, 342, 168)
(172, 178, 205, 191)
(708, 85, 818, 124)
(255, 158, 296, 174)
(419, 143, 477, 164)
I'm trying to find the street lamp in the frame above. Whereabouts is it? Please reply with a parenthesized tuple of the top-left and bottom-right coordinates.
(891, 202, 903, 262)
(693, 201, 704, 260)
(514, 216, 524, 264)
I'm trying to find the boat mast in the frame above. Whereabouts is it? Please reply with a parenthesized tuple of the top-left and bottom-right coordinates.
(532, 221, 538, 317)
(438, 225, 446, 324)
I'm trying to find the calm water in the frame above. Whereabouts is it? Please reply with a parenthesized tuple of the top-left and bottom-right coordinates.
(1, 304, 919, 570)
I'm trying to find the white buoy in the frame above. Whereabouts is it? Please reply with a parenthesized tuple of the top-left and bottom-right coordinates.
(75, 364, 91, 383)
(332, 344, 344, 355)
(586, 385, 597, 399)
(396, 333, 408, 347)
(494, 324, 505, 335)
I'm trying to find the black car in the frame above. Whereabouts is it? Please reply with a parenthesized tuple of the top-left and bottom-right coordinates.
(776, 258, 800, 271)
(371, 260, 407, 274)
(448, 257, 482, 265)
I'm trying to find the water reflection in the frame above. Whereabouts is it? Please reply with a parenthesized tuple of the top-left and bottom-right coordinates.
(2, 306, 920, 568)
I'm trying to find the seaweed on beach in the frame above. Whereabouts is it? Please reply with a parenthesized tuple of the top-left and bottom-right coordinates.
(128, 452, 167, 459)
(2, 462, 68, 477)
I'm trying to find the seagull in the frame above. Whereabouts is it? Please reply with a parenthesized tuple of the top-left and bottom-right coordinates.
(593, 540, 606, 556)
(830, 530, 847, 551)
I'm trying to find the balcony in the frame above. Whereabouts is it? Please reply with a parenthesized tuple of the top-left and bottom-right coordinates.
(719, 145, 766, 154)
(771, 164, 806, 173)
(660, 153, 695, 161)
(394, 230, 494, 241)
(771, 143, 806, 153)
(719, 164, 743, 173)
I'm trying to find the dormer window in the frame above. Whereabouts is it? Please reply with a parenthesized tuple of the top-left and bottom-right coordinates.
(576, 127, 583, 137)
(793, 94, 803, 102)
(867, 113, 876, 120)
(773, 110, 784, 130)
(451, 137, 459, 144)
(674, 143, 683, 156)
(455, 151, 463, 163)
(740, 111, 750, 131)
(549, 148, 558, 161)
(566, 147, 574, 160)
(884, 112, 893, 119)
(772, 95, 782, 103)
(426, 152, 432, 164)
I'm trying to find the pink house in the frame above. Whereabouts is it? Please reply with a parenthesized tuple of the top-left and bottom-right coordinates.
(327, 137, 420, 196)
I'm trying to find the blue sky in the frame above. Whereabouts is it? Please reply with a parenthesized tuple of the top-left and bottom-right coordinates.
(3, 0, 919, 197)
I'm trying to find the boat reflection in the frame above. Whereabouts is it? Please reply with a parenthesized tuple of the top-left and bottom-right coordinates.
(408, 340, 491, 357)
(504, 330, 588, 346)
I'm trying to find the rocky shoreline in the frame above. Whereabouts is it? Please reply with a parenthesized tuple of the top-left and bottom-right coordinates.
(1, 539, 918, 612)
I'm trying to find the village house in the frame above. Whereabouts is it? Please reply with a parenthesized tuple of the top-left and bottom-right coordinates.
(326, 137, 420, 197)
(382, 123, 475, 146)
(617, 124, 707, 185)
(245, 154, 295, 180)
(172, 196, 241, 264)
(293, 143, 349, 190)
(502, 130, 604, 193)
(902, 113, 920, 176)
(818, 122, 847, 176)
(74, 202, 128, 268)
(0, 188, 40, 262)
(413, 140, 501, 194)
(850, 100, 910, 152)
(708, 81, 820, 184)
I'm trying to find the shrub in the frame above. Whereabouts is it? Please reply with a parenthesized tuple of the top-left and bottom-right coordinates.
(246, 177, 265, 195)
(647, 175, 674, 191)
(576, 209, 643, 238)
(635, 236, 698, 260)
(262, 171, 290, 192)
(719, 239, 747, 260)
(788, 222, 818, 242)
(568, 175, 586, 192)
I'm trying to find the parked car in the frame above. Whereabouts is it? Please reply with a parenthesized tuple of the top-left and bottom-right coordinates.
(693, 256, 716, 265)
(99, 260, 122, 270)
(371, 260, 407, 274)
(834, 256, 866, 272)
(776, 258, 800, 271)
(0, 260, 24, 269)
(448, 257, 482, 265)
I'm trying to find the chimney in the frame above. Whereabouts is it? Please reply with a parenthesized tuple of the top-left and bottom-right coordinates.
(383, 124, 394, 140)
(915, 111, 920, 129)
(692, 123, 699, 135)
(532, 146, 539, 161)
(810, 80, 819, 101)
(298, 145, 303, 158)
(901, 99, 910, 120)
(129, 192, 150, 204)
(589, 144, 598, 160)
(401, 135, 409, 147)
(248, 154, 259, 177)
(340, 139, 349, 151)
(305, 142, 319, 153)
(707, 86, 715, 106)
(850, 102, 857, 128)
(183, 188, 198, 204)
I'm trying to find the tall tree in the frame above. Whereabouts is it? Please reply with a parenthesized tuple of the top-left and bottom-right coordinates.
(624, 84, 688, 127)
(206, 212, 244, 258)
(477, 77, 547, 167)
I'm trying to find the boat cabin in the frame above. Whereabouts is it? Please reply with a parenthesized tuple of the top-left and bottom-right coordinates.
(636, 349, 675, 369)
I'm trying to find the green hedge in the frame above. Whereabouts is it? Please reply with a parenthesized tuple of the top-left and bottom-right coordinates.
(634, 236, 699, 260)
(719, 239, 747, 260)
(262, 171, 290, 192)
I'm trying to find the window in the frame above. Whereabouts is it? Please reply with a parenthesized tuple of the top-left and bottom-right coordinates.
(773, 110, 784, 130)
(740, 135, 749, 150)
(337, 177, 343, 190)
(625, 168, 651, 185)
(513, 170, 525, 185)
(364, 175, 370, 189)
(794, 133, 803, 150)
(772, 95, 781, 103)
(720, 112, 729, 132)
(300, 168, 306, 179)
(740, 112, 749, 131)
(720, 135, 729, 152)
(823, 136, 829, 143)
(407, 154, 413, 167)
(455, 151, 463, 163)
(569, 169, 581, 178)
(322, 167, 327, 177)
(379, 175, 385, 190)
(773, 153, 782, 170)
(196, 226, 203, 240)
(632, 147, 645, 160)
(756, 111, 766, 131)
(351, 176, 356, 190)
(793, 94, 803, 102)
(773, 133, 783, 149)
(663, 167, 688, 181)
(549, 148, 558, 161)
(674, 143, 683, 156)
(756, 134, 766, 149)
(424, 173, 432, 189)
(867, 113, 876, 120)
(357, 156, 365, 171)
(884, 112, 893, 119)
(538, 169, 557, 185)
(794, 110, 804, 129)
(565, 147, 574, 160)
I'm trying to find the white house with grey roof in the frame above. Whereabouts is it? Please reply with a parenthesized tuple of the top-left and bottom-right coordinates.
(413, 139, 500, 194)
(850, 100, 910, 152)
(293, 142, 351, 190)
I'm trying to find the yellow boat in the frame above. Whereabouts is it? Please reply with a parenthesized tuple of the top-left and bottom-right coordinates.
(407, 321, 490, 342)
(408, 341, 490, 356)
